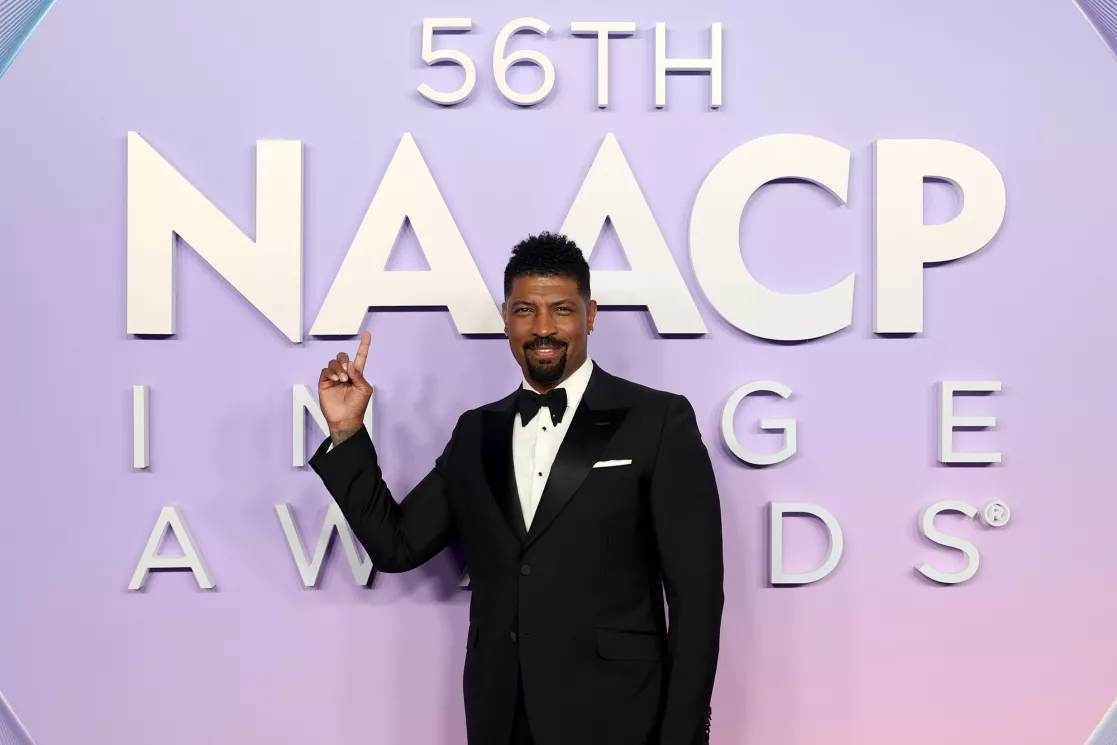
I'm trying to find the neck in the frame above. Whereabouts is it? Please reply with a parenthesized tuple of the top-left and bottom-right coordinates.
(525, 355, 588, 394)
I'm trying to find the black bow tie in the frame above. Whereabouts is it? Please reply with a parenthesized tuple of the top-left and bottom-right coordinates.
(516, 387, 568, 427)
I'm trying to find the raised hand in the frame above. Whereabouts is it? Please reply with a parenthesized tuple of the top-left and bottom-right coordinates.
(318, 331, 373, 445)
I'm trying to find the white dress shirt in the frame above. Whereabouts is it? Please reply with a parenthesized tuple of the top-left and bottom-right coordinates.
(513, 357, 594, 530)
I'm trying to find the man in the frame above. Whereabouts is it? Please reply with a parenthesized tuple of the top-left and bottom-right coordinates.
(310, 232, 724, 745)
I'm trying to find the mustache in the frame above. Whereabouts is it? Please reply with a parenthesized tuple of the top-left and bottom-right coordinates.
(525, 336, 568, 350)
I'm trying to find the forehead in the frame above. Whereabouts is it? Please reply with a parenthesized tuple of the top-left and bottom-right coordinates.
(507, 274, 582, 301)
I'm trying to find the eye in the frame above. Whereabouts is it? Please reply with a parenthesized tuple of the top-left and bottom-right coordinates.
(515, 307, 532, 315)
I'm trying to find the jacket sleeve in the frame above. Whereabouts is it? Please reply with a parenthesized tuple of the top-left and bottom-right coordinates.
(308, 418, 461, 573)
(649, 395, 725, 745)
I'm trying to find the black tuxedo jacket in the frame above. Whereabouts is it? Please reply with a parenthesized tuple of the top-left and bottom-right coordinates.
(310, 365, 724, 745)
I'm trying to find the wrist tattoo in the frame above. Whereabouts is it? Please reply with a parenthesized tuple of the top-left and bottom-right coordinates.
(330, 426, 362, 447)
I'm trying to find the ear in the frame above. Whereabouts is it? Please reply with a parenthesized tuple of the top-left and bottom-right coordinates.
(501, 301, 508, 334)
(586, 299, 598, 333)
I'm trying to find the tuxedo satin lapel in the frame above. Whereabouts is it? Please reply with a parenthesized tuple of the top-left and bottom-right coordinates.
(525, 369, 628, 548)
(482, 407, 527, 542)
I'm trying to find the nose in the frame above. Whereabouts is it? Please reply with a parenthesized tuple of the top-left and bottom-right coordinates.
(530, 308, 557, 339)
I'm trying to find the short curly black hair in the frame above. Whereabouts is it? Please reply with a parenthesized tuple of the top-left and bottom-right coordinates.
(503, 232, 591, 300)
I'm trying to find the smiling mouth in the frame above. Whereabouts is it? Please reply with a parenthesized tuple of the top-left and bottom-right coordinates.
(527, 342, 566, 360)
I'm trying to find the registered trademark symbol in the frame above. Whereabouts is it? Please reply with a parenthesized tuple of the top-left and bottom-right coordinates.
(980, 500, 1011, 527)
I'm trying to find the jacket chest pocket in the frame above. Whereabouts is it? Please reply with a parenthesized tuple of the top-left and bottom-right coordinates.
(585, 459, 642, 503)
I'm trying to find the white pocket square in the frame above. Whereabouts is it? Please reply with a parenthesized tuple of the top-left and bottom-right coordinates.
(593, 459, 632, 468)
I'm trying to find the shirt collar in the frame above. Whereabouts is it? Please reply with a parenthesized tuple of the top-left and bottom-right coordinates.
(521, 356, 594, 412)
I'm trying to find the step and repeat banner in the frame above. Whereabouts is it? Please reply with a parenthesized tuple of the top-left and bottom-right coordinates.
(2, 1, 1116, 743)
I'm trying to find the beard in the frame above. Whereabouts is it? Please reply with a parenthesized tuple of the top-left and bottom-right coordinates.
(524, 338, 568, 384)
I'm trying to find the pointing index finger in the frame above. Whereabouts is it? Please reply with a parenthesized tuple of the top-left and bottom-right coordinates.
(353, 331, 371, 373)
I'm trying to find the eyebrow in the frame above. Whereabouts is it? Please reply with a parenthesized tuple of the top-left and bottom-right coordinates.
(509, 298, 579, 307)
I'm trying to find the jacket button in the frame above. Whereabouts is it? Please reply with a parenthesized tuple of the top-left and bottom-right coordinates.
(510, 631, 518, 642)
(520, 564, 531, 576)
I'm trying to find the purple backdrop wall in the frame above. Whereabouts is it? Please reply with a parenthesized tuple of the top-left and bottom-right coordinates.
(1, 1, 1116, 743)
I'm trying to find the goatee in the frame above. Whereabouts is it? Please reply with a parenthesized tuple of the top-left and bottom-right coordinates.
(526, 349, 567, 384)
